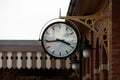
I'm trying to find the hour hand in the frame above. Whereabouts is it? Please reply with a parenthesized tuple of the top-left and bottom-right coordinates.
(45, 40, 57, 42)
(56, 38, 71, 45)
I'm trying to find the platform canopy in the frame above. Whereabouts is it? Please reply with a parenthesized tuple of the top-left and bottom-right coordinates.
(0, 40, 72, 69)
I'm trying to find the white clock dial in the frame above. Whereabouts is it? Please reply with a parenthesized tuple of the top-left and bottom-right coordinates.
(41, 22, 78, 58)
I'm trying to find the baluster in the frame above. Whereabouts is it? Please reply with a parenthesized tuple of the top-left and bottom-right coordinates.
(26, 52, 31, 69)
(17, 52, 22, 69)
(46, 54, 51, 69)
(56, 59, 61, 69)
(36, 52, 41, 69)
(7, 52, 12, 68)
(0, 52, 2, 68)
(66, 57, 71, 69)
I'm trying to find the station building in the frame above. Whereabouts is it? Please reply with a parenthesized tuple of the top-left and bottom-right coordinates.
(0, 0, 119, 80)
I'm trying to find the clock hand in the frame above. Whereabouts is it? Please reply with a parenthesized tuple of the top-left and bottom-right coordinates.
(45, 39, 73, 48)
(56, 38, 71, 45)
(45, 40, 58, 42)
(56, 38, 74, 48)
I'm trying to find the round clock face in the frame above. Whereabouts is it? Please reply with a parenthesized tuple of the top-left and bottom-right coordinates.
(41, 22, 78, 58)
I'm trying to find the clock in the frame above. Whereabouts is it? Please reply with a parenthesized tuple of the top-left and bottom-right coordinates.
(41, 21, 78, 58)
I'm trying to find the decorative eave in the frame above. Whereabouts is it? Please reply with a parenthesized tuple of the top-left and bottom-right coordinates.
(0, 40, 43, 52)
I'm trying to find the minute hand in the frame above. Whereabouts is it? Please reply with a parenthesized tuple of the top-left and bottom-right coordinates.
(45, 40, 58, 42)
(56, 38, 71, 45)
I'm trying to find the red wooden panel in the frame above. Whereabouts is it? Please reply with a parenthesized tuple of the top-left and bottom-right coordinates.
(51, 58, 56, 69)
(31, 52, 36, 69)
(61, 59, 66, 69)
(12, 51, 17, 69)
(2, 51, 7, 69)
(22, 52, 27, 69)
(41, 52, 46, 69)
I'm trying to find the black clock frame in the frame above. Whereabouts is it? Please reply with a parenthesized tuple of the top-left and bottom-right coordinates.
(41, 21, 79, 59)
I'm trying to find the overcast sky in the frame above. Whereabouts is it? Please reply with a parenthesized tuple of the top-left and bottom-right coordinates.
(0, 0, 70, 40)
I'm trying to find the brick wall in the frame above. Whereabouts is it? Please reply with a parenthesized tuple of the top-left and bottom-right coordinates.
(111, 0, 120, 79)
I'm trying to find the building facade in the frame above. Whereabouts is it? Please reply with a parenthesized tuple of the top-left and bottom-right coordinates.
(0, 0, 120, 80)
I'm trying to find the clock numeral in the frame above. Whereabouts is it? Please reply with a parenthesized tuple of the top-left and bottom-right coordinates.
(46, 46, 50, 49)
(66, 27, 68, 30)
(59, 52, 61, 56)
(52, 50, 55, 54)
(70, 32, 74, 35)
(66, 50, 69, 54)
(52, 26, 55, 30)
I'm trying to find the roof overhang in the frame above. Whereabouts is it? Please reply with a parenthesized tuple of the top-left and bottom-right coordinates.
(66, 0, 109, 32)
(67, 0, 108, 16)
